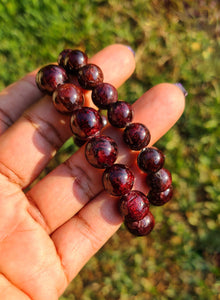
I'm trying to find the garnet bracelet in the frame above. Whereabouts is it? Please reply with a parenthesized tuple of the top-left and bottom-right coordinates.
(35, 49, 173, 236)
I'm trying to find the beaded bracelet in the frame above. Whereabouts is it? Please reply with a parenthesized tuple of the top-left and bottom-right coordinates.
(35, 49, 173, 236)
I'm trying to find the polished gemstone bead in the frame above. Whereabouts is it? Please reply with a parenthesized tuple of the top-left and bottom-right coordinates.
(102, 164, 134, 196)
(107, 101, 133, 128)
(36, 64, 68, 95)
(77, 64, 104, 90)
(92, 82, 118, 109)
(119, 190, 150, 221)
(148, 185, 173, 206)
(85, 136, 118, 169)
(64, 49, 88, 73)
(57, 49, 72, 69)
(147, 168, 172, 192)
(123, 122, 151, 151)
(70, 107, 103, 139)
(125, 211, 155, 236)
(52, 83, 84, 113)
(137, 147, 165, 173)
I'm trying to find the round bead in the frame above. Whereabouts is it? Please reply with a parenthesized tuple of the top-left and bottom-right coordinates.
(107, 101, 133, 128)
(148, 185, 173, 206)
(102, 164, 134, 196)
(137, 147, 165, 173)
(125, 211, 155, 236)
(85, 136, 118, 169)
(52, 83, 84, 113)
(77, 64, 104, 90)
(119, 190, 150, 221)
(92, 83, 118, 109)
(36, 64, 68, 95)
(123, 123, 151, 151)
(147, 168, 172, 192)
(70, 107, 103, 139)
(64, 49, 88, 73)
(57, 49, 72, 68)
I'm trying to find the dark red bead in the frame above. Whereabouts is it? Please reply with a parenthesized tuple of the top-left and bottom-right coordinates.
(107, 101, 133, 128)
(77, 64, 104, 90)
(119, 190, 150, 221)
(92, 83, 118, 109)
(85, 136, 118, 169)
(70, 107, 103, 139)
(52, 83, 84, 113)
(64, 49, 88, 73)
(148, 185, 173, 206)
(137, 147, 165, 173)
(102, 164, 134, 196)
(123, 123, 151, 151)
(147, 168, 172, 192)
(57, 49, 72, 68)
(125, 211, 155, 236)
(36, 64, 68, 95)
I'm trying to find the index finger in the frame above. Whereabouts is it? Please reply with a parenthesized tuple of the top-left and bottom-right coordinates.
(0, 44, 135, 188)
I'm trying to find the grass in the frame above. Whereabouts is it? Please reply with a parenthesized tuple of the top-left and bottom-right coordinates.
(0, 0, 219, 299)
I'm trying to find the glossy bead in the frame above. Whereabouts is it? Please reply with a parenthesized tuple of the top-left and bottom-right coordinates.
(36, 64, 68, 95)
(92, 83, 118, 109)
(70, 107, 103, 139)
(107, 101, 133, 128)
(102, 164, 134, 196)
(119, 190, 150, 221)
(147, 168, 172, 192)
(57, 49, 72, 68)
(85, 136, 118, 169)
(137, 147, 165, 173)
(64, 49, 88, 73)
(148, 185, 173, 206)
(77, 64, 104, 90)
(125, 211, 155, 236)
(52, 83, 84, 113)
(123, 123, 151, 151)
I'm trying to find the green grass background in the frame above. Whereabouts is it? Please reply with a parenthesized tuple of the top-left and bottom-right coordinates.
(0, 0, 220, 299)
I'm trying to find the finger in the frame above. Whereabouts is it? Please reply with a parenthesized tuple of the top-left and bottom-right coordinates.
(0, 274, 31, 300)
(0, 44, 135, 188)
(51, 85, 185, 283)
(52, 192, 121, 283)
(27, 84, 185, 234)
(0, 175, 67, 300)
(0, 44, 133, 134)
(0, 70, 43, 134)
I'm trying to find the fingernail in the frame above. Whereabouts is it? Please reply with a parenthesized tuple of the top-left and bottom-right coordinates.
(174, 83, 188, 97)
(125, 45, 135, 57)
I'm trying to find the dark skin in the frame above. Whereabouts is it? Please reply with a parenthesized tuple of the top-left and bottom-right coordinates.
(0, 44, 185, 299)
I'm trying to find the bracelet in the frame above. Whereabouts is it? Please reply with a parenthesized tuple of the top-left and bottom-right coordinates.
(35, 49, 173, 236)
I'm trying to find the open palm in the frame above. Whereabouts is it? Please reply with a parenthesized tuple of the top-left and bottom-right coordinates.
(0, 44, 185, 299)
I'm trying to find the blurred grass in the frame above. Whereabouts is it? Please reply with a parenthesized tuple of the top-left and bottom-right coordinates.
(0, 0, 220, 299)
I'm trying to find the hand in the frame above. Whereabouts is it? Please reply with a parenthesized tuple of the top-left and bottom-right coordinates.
(0, 44, 185, 299)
